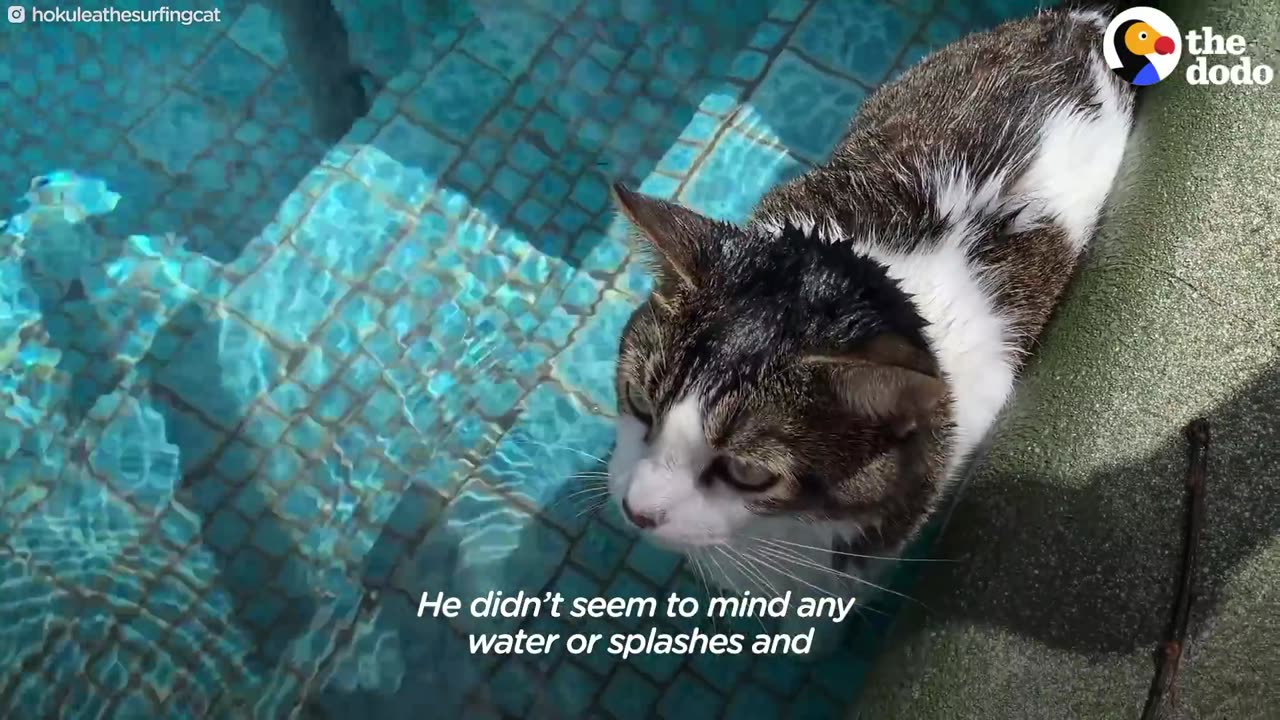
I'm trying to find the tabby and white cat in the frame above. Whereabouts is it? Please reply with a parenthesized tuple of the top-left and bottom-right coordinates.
(606, 7, 1136, 629)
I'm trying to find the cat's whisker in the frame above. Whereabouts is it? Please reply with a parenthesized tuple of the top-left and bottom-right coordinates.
(503, 436, 609, 466)
(702, 550, 738, 634)
(560, 485, 610, 501)
(748, 535, 954, 563)
(575, 498, 610, 518)
(714, 546, 770, 635)
(750, 540, 924, 608)
(687, 552, 718, 633)
(540, 476, 608, 507)
(743, 545, 894, 620)
(722, 543, 783, 601)
(739, 547, 841, 601)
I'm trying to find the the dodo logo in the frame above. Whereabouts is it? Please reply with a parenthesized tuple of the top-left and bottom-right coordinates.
(1104, 7, 1181, 86)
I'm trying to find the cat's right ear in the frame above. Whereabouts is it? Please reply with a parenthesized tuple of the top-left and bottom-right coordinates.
(611, 183, 726, 291)
(805, 335, 946, 439)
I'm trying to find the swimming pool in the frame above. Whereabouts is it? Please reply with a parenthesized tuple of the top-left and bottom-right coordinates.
(0, 0, 1041, 716)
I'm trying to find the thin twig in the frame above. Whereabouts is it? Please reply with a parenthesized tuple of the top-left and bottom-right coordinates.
(1140, 418, 1210, 720)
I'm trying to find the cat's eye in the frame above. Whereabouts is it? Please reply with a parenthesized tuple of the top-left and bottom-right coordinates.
(720, 456, 777, 491)
(624, 382, 653, 424)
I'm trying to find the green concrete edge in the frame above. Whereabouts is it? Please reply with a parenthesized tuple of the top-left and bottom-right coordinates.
(853, 0, 1280, 717)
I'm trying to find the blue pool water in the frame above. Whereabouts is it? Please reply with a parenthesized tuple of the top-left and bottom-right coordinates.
(1, 0, 1042, 717)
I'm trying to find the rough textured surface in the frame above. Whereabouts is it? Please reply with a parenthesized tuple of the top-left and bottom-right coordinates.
(855, 0, 1280, 717)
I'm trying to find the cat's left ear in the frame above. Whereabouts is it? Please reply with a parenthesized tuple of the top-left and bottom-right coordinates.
(806, 334, 946, 438)
(611, 183, 727, 290)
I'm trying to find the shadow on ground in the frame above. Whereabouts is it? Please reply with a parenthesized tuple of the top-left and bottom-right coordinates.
(893, 361, 1279, 656)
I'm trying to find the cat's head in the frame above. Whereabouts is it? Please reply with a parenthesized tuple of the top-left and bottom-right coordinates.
(606, 184, 950, 551)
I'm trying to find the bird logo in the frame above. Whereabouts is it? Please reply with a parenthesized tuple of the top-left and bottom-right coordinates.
(1104, 7, 1182, 85)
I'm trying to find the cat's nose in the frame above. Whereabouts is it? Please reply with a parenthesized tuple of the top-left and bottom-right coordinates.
(621, 498, 665, 529)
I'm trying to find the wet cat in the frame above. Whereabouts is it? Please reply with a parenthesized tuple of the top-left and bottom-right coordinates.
(605, 7, 1137, 636)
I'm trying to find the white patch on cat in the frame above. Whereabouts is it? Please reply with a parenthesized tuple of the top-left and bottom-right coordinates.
(846, 228, 1017, 468)
(607, 393, 753, 546)
(933, 165, 1010, 223)
(1070, 9, 1110, 32)
(1011, 56, 1132, 252)
(609, 395, 870, 631)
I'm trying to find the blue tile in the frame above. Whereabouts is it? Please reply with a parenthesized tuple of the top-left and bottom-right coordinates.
(682, 128, 805, 221)
(533, 306, 578, 346)
(405, 53, 511, 143)
(471, 353, 523, 403)
(228, 3, 287, 66)
(483, 384, 613, 509)
(750, 21, 790, 51)
(580, 236, 629, 275)
(769, 0, 810, 21)
(459, 7, 558, 80)
(214, 441, 261, 482)
(205, 508, 249, 553)
(281, 485, 323, 522)
(269, 381, 310, 416)
(602, 572, 659, 629)
(601, 666, 659, 720)
(922, 13, 967, 48)
(242, 406, 289, 445)
(690, 644, 751, 692)
(792, 0, 920, 85)
(295, 177, 413, 279)
(570, 520, 631, 580)
(287, 415, 329, 454)
(406, 481, 567, 632)
(489, 659, 539, 715)
(724, 684, 784, 720)
(225, 251, 347, 346)
(552, 290, 634, 408)
(561, 271, 604, 311)
(569, 56, 612, 94)
(623, 539, 682, 586)
(680, 111, 721, 144)
(189, 37, 272, 110)
(260, 445, 304, 488)
(539, 661, 600, 718)
(128, 90, 228, 174)
(657, 142, 702, 177)
(552, 563, 601, 602)
(658, 673, 722, 719)
(949, 0, 1047, 27)
(296, 346, 342, 390)
(356, 117, 461, 206)
(786, 685, 840, 719)
(729, 50, 771, 82)
(753, 652, 810, 696)
(749, 50, 867, 162)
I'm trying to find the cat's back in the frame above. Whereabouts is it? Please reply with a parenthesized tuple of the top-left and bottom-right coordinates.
(755, 8, 1134, 252)
(851, 9, 1121, 152)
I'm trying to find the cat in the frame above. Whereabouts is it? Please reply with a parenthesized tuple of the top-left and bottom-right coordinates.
(604, 6, 1137, 644)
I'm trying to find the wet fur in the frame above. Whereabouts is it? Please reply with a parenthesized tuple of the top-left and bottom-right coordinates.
(607, 8, 1137, 607)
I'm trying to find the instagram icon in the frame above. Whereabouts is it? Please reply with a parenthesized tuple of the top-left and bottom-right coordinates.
(7, 5, 24, 23)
